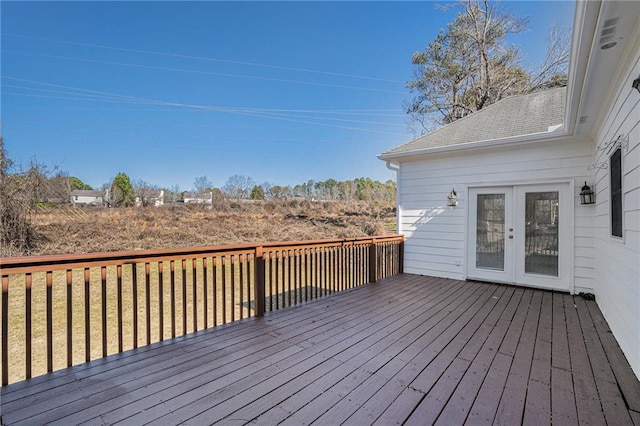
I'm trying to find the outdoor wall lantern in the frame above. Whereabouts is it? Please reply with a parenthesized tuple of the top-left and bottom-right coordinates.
(580, 182, 595, 205)
(633, 75, 640, 94)
(447, 188, 458, 207)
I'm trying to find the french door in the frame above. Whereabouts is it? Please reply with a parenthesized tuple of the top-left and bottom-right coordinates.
(467, 184, 571, 291)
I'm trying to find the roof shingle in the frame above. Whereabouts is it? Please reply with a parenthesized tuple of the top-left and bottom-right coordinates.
(382, 87, 566, 156)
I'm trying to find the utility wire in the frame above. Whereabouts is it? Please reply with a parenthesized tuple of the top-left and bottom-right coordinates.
(5, 33, 405, 84)
(6, 51, 405, 95)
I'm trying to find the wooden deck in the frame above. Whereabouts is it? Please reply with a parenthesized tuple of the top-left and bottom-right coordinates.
(1, 274, 639, 425)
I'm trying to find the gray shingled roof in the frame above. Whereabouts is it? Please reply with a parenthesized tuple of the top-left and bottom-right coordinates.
(71, 190, 103, 197)
(381, 87, 566, 157)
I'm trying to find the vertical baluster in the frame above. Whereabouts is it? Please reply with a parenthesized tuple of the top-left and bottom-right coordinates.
(203, 257, 208, 329)
(117, 265, 123, 353)
(348, 245, 352, 289)
(84, 268, 90, 362)
(334, 246, 338, 291)
(247, 253, 253, 316)
(293, 250, 298, 305)
(66, 269, 73, 367)
(212, 257, 218, 326)
(343, 245, 347, 289)
(239, 254, 244, 320)
(221, 257, 226, 324)
(158, 261, 164, 342)
(316, 248, 320, 298)
(145, 263, 151, 346)
(46, 271, 53, 372)
(248, 254, 253, 318)
(274, 252, 280, 310)
(132, 264, 138, 349)
(346, 245, 350, 290)
(25, 273, 32, 379)
(356, 245, 360, 286)
(231, 255, 235, 322)
(336, 246, 340, 292)
(192, 258, 197, 332)
(326, 247, 331, 294)
(322, 248, 326, 296)
(170, 260, 175, 338)
(305, 249, 310, 301)
(267, 253, 273, 312)
(287, 251, 293, 307)
(298, 249, 303, 304)
(101, 267, 107, 357)
(2, 275, 8, 386)
(307, 249, 312, 300)
(181, 259, 187, 335)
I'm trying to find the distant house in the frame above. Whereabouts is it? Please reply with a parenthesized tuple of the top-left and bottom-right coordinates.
(379, 0, 640, 378)
(70, 190, 104, 206)
(183, 191, 213, 205)
(135, 189, 165, 207)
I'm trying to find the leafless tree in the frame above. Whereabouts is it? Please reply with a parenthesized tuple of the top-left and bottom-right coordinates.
(407, 0, 569, 133)
(193, 176, 213, 195)
(529, 22, 571, 90)
(134, 180, 161, 207)
(223, 175, 255, 200)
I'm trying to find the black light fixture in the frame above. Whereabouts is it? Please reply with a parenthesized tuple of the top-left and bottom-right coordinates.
(447, 188, 458, 207)
(580, 182, 595, 205)
(633, 75, 640, 94)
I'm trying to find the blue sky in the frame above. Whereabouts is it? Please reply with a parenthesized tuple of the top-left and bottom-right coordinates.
(1, 1, 575, 191)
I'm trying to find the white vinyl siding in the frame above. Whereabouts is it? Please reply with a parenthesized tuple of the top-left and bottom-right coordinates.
(590, 44, 640, 378)
(397, 137, 594, 291)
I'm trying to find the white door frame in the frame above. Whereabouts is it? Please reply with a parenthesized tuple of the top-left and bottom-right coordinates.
(466, 181, 574, 292)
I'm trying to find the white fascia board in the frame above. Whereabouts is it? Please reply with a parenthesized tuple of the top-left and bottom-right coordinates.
(565, 0, 602, 135)
(377, 128, 572, 162)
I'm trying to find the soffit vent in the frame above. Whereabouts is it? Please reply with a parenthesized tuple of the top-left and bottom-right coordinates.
(600, 17, 620, 49)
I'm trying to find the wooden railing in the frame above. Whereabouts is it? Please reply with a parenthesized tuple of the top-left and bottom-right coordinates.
(0, 235, 403, 385)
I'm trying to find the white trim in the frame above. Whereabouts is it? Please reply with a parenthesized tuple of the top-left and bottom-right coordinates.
(565, 0, 602, 135)
(378, 132, 573, 162)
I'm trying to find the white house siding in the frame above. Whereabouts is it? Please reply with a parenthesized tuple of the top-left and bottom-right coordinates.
(72, 195, 103, 205)
(590, 40, 640, 378)
(398, 137, 595, 292)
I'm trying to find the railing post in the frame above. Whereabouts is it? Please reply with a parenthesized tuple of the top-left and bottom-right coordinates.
(369, 239, 378, 283)
(2, 275, 9, 386)
(254, 246, 265, 317)
(399, 239, 404, 274)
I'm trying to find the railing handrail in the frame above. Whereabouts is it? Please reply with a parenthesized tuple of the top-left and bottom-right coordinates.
(0, 235, 404, 275)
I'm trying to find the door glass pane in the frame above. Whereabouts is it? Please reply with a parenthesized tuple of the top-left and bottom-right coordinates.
(525, 192, 559, 276)
(476, 194, 505, 270)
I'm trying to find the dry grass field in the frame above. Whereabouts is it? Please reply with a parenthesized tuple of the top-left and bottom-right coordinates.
(24, 199, 396, 256)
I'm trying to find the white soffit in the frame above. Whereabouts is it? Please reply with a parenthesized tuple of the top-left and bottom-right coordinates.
(573, 0, 640, 137)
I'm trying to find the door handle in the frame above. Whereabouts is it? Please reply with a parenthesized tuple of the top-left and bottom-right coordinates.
(508, 235, 514, 239)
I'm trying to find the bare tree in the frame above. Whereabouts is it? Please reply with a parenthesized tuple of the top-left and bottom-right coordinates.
(0, 138, 42, 255)
(193, 176, 212, 195)
(406, 0, 569, 133)
(223, 175, 255, 200)
(529, 21, 571, 90)
(134, 180, 161, 207)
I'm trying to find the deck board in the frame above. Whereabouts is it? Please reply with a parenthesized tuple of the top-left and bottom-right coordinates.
(2, 274, 639, 426)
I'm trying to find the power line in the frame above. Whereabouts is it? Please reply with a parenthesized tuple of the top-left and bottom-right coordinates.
(5, 33, 405, 84)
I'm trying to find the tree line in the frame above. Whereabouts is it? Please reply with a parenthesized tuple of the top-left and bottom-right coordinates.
(85, 173, 396, 207)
